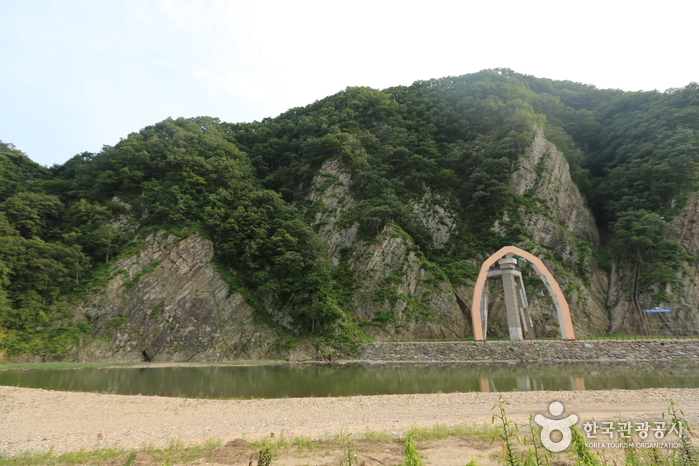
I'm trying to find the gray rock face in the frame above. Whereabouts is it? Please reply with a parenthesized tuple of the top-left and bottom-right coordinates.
(346, 226, 467, 339)
(75, 231, 277, 362)
(308, 158, 358, 265)
(410, 190, 457, 249)
(672, 192, 699, 262)
(604, 193, 699, 335)
(606, 261, 637, 334)
(308, 159, 468, 339)
(512, 127, 599, 245)
(497, 126, 610, 337)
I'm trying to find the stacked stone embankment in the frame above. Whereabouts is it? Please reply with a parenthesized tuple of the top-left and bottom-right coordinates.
(356, 339, 699, 362)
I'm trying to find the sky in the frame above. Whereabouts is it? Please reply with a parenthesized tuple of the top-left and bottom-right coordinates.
(1, 0, 697, 167)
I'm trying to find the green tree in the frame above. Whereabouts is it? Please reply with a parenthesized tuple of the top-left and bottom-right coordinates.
(612, 209, 686, 309)
(2, 192, 63, 238)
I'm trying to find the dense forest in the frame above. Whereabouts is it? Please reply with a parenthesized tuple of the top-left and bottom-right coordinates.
(1, 69, 698, 358)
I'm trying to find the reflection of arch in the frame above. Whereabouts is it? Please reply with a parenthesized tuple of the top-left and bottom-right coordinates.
(470, 246, 575, 341)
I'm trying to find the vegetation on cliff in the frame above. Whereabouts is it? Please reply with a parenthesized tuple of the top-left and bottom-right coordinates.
(1, 69, 697, 357)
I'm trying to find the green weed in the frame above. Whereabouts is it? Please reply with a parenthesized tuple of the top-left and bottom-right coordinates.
(403, 428, 424, 466)
(492, 395, 521, 466)
(570, 427, 601, 466)
(255, 444, 273, 466)
(338, 432, 359, 465)
(122, 451, 136, 466)
(520, 414, 552, 466)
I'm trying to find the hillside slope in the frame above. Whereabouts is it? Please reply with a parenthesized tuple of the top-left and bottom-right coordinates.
(1, 70, 698, 360)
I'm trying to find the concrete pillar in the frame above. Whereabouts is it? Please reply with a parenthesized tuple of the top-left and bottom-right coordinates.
(499, 256, 523, 340)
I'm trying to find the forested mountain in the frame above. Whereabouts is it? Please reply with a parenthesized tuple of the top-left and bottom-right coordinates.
(1, 69, 698, 360)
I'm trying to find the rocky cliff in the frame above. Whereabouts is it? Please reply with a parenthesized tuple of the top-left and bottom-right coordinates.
(74, 231, 284, 362)
(304, 127, 616, 340)
(477, 126, 610, 338)
(308, 159, 468, 340)
(69, 130, 696, 358)
(600, 193, 699, 335)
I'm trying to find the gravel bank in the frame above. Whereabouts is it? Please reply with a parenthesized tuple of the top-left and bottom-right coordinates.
(1, 386, 698, 456)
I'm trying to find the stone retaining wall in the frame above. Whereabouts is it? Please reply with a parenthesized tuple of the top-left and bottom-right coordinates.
(356, 340, 699, 362)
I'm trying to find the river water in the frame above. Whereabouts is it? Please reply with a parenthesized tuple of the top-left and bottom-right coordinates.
(1, 361, 698, 399)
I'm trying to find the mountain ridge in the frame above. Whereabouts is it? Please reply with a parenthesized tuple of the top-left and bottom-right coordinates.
(1, 69, 698, 360)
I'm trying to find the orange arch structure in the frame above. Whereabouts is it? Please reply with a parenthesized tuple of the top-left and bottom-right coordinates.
(470, 246, 575, 341)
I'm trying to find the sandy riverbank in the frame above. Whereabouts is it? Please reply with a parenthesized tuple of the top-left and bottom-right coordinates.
(1, 385, 698, 464)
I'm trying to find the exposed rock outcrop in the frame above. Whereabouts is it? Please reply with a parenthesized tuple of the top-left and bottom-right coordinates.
(672, 192, 699, 263)
(308, 158, 358, 265)
(346, 225, 467, 339)
(604, 193, 699, 335)
(512, 127, 599, 245)
(410, 190, 457, 249)
(308, 159, 468, 339)
(74, 231, 280, 362)
(489, 126, 610, 337)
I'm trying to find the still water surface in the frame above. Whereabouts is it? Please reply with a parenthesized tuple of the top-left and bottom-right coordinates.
(1, 362, 698, 399)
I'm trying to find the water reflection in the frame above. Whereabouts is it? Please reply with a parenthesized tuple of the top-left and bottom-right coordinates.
(478, 374, 586, 392)
(0, 361, 697, 399)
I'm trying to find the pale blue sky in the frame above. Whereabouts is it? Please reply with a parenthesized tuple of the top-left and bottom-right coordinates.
(1, 0, 697, 167)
